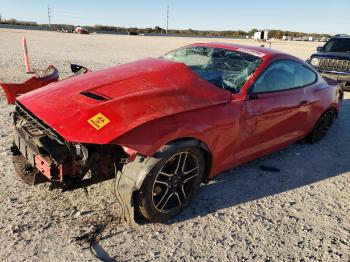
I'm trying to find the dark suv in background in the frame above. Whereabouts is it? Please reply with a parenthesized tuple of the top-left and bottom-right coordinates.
(308, 34, 350, 91)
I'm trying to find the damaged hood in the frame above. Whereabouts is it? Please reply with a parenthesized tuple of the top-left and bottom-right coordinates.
(17, 58, 231, 144)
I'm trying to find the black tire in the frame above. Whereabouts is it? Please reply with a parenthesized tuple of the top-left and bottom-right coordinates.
(308, 109, 336, 144)
(135, 146, 205, 222)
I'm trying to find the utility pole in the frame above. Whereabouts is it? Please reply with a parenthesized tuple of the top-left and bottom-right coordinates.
(47, 5, 51, 28)
(166, 5, 169, 34)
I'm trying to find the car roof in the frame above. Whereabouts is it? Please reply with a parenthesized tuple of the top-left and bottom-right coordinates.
(332, 34, 350, 39)
(189, 42, 287, 59)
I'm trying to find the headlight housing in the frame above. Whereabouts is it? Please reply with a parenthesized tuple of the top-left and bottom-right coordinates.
(310, 57, 320, 67)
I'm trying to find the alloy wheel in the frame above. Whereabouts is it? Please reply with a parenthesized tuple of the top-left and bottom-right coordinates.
(151, 151, 200, 213)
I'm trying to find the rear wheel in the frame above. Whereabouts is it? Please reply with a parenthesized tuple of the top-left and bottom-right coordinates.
(135, 147, 205, 222)
(309, 110, 336, 143)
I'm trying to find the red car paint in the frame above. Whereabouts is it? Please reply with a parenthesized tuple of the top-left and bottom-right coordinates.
(17, 58, 231, 143)
(15, 43, 341, 179)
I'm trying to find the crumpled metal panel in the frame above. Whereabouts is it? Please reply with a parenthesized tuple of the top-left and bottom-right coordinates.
(115, 154, 160, 226)
(0, 65, 59, 104)
(16, 58, 231, 144)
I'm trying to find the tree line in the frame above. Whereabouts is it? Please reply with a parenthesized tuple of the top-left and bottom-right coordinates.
(0, 19, 331, 39)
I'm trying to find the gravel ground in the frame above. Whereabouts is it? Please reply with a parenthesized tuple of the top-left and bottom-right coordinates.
(0, 29, 349, 261)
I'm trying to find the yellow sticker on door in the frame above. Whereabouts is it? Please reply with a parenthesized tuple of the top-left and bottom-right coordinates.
(88, 113, 110, 130)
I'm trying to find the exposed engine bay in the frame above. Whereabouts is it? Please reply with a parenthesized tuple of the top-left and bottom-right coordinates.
(11, 101, 143, 224)
(12, 102, 129, 185)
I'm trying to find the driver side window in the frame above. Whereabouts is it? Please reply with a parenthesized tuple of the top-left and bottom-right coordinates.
(253, 60, 316, 93)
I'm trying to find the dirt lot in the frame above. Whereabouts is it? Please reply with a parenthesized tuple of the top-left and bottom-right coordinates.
(0, 29, 349, 261)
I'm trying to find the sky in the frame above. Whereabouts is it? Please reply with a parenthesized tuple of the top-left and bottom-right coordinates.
(1, 0, 349, 35)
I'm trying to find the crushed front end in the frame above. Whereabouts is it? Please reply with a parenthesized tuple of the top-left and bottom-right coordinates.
(11, 102, 128, 186)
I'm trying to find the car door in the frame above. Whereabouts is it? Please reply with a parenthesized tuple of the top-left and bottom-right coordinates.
(234, 59, 317, 162)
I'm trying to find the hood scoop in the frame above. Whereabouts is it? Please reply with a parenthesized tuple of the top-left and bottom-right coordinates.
(80, 91, 111, 101)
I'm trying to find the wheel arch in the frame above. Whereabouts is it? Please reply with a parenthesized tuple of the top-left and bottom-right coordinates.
(308, 106, 337, 143)
(328, 106, 338, 118)
(318, 106, 338, 121)
(153, 137, 213, 183)
(116, 136, 213, 224)
(313, 106, 338, 129)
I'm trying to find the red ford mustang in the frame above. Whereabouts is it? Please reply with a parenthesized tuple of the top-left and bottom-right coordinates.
(3, 43, 342, 223)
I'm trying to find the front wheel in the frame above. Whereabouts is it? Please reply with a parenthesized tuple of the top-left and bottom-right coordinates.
(135, 147, 205, 222)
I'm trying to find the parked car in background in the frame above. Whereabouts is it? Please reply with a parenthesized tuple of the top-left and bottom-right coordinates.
(1, 43, 343, 223)
(74, 26, 89, 34)
(307, 34, 350, 91)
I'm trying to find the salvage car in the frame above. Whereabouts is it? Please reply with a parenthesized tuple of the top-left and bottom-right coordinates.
(0, 43, 342, 224)
(307, 34, 350, 91)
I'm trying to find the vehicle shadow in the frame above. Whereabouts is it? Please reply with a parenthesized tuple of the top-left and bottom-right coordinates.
(169, 97, 350, 224)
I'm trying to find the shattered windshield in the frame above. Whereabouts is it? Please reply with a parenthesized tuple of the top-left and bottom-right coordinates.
(323, 38, 350, 53)
(161, 46, 263, 93)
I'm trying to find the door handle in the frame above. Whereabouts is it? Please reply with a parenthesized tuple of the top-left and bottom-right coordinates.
(299, 100, 310, 106)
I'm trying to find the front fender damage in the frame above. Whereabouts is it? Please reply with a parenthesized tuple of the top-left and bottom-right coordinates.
(115, 154, 160, 226)
(115, 140, 208, 226)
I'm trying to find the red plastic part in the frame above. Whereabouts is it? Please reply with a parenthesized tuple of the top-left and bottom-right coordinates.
(0, 66, 59, 104)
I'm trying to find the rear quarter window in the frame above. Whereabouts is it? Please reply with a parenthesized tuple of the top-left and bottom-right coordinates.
(253, 60, 317, 93)
(300, 65, 317, 86)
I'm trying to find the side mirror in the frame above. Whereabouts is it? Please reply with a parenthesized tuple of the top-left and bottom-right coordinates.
(317, 46, 323, 52)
